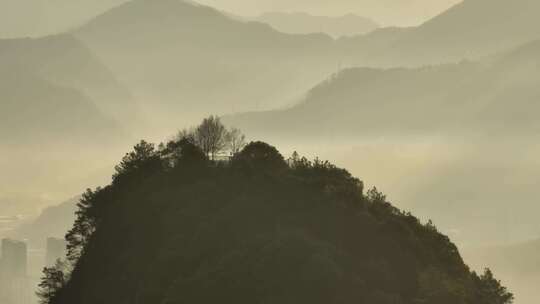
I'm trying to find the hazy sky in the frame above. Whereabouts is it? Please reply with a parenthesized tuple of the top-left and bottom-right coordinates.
(197, 0, 463, 26)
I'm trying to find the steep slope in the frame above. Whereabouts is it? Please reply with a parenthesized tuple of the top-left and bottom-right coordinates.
(74, 0, 336, 127)
(340, 0, 540, 67)
(257, 12, 379, 37)
(48, 141, 512, 304)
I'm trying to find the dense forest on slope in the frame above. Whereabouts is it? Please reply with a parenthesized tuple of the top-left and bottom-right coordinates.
(40, 123, 512, 304)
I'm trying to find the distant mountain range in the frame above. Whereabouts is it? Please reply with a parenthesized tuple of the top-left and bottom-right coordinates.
(0, 0, 129, 38)
(4, 0, 540, 254)
(0, 34, 137, 125)
(256, 12, 379, 37)
(5, 0, 540, 133)
(223, 39, 540, 256)
(8, 197, 78, 248)
(0, 68, 122, 146)
(69, 0, 540, 130)
(225, 38, 540, 140)
(0, 35, 134, 214)
(72, 0, 337, 128)
(339, 0, 540, 66)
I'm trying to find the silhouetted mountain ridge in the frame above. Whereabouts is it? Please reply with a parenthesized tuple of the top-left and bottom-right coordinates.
(0, 68, 123, 146)
(257, 12, 379, 37)
(340, 0, 540, 67)
(0, 0, 129, 38)
(47, 140, 512, 304)
(226, 39, 540, 140)
(0, 34, 138, 126)
(73, 0, 337, 127)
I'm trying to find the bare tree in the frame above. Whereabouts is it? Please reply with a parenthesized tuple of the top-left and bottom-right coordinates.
(226, 127, 247, 155)
(194, 115, 228, 160)
(176, 116, 247, 160)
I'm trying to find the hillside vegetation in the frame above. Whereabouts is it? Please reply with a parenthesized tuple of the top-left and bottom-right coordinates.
(39, 123, 512, 304)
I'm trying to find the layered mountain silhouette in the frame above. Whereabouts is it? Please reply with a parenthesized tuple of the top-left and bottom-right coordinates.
(0, 0, 129, 38)
(2, 1, 537, 302)
(339, 0, 540, 66)
(4, 0, 540, 224)
(257, 12, 379, 38)
(0, 34, 136, 214)
(64, 0, 540, 130)
(0, 68, 122, 146)
(226, 39, 540, 140)
(223, 38, 540, 260)
(72, 0, 337, 127)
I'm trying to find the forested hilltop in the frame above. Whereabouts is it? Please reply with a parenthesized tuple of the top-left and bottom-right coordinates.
(40, 119, 513, 304)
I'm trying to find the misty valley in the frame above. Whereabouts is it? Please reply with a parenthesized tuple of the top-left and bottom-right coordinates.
(1, 0, 540, 303)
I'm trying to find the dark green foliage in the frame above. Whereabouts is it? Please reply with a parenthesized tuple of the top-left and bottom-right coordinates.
(231, 141, 288, 173)
(37, 260, 68, 304)
(472, 269, 515, 304)
(160, 137, 208, 168)
(46, 138, 512, 304)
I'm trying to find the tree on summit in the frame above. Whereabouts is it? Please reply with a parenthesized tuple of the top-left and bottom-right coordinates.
(232, 141, 288, 172)
(194, 115, 228, 160)
(178, 115, 247, 159)
(42, 119, 514, 304)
